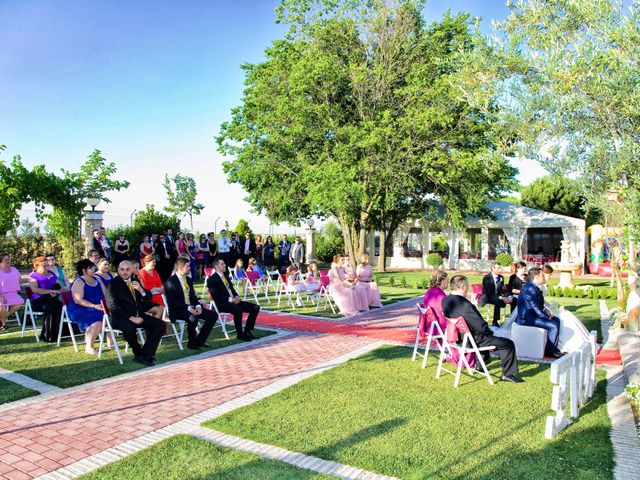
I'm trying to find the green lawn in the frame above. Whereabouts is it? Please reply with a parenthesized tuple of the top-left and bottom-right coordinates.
(0, 327, 275, 389)
(79, 434, 334, 480)
(0, 377, 39, 405)
(205, 345, 613, 480)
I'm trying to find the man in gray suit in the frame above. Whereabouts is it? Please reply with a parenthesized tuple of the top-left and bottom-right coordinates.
(289, 236, 306, 270)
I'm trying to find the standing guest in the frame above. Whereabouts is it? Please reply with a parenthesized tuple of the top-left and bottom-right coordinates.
(263, 236, 276, 270)
(154, 233, 173, 282)
(164, 257, 218, 349)
(165, 228, 176, 248)
(356, 254, 383, 308)
(186, 233, 197, 279)
(507, 261, 527, 312)
(139, 235, 155, 262)
(255, 235, 264, 267)
(207, 232, 218, 266)
(95, 258, 115, 286)
(0, 253, 24, 329)
(342, 256, 369, 312)
(478, 262, 512, 327)
(278, 235, 292, 272)
(87, 249, 101, 265)
(217, 230, 232, 267)
(67, 259, 111, 355)
(47, 254, 69, 291)
(516, 267, 564, 358)
(105, 261, 165, 366)
(242, 231, 256, 266)
(138, 255, 165, 307)
(28, 256, 63, 342)
(99, 227, 112, 259)
(150, 233, 159, 249)
(113, 233, 130, 266)
(328, 255, 360, 315)
(229, 232, 241, 269)
(92, 229, 106, 258)
(442, 275, 523, 383)
(207, 259, 259, 341)
(422, 270, 449, 335)
(197, 234, 209, 279)
(289, 236, 306, 271)
(175, 232, 188, 257)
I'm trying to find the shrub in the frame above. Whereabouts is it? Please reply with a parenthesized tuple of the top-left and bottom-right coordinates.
(495, 252, 514, 267)
(0, 234, 64, 269)
(399, 276, 407, 288)
(315, 222, 344, 263)
(389, 276, 396, 287)
(426, 253, 443, 268)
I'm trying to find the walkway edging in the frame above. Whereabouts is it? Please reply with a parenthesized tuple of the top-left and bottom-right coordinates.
(0, 367, 60, 395)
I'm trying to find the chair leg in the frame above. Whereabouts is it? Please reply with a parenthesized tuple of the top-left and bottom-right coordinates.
(436, 343, 447, 379)
(475, 350, 495, 386)
(56, 317, 65, 347)
(68, 322, 79, 352)
(170, 322, 183, 350)
(422, 330, 434, 369)
(411, 330, 420, 361)
(454, 348, 465, 388)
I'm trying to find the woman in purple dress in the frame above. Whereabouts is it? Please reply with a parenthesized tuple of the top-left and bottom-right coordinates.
(28, 256, 63, 342)
(0, 253, 24, 329)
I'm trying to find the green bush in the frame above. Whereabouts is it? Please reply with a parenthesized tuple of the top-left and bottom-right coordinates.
(0, 234, 64, 269)
(399, 276, 407, 288)
(495, 252, 514, 267)
(426, 253, 443, 268)
(389, 276, 396, 287)
(315, 222, 344, 264)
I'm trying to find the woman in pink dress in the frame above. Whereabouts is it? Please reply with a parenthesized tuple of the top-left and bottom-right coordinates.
(422, 270, 449, 335)
(139, 235, 155, 262)
(341, 256, 369, 312)
(328, 255, 359, 315)
(356, 254, 383, 308)
(0, 253, 24, 329)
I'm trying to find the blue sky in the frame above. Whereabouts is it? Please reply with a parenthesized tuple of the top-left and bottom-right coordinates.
(0, 0, 544, 233)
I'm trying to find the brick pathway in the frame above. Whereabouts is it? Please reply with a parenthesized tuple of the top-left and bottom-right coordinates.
(0, 332, 375, 479)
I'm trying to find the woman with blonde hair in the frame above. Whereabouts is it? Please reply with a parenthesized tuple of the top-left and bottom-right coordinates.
(341, 256, 369, 312)
(327, 255, 360, 315)
(422, 270, 449, 334)
(356, 253, 383, 308)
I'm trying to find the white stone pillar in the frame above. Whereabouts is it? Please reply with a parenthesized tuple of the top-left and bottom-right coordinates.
(305, 227, 316, 264)
(84, 210, 104, 255)
(449, 230, 461, 269)
(481, 226, 489, 260)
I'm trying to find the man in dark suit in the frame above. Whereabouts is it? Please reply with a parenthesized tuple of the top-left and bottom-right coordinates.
(207, 258, 258, 341)
(155, 233, 174, 282)
(105, 260, 165, 366)
(442, 275, 523, 383)
(92, 229, 106, 258)
(241, 231, 256, 266)
(516, 267, 563, 358)
(278, 235, 292, 272)
(164, 257, 218, 350)
(478, 262, 513, 327)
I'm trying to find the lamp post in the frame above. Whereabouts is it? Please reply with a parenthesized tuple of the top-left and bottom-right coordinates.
(214, 216, 220, 234)
(83, 198, 104, 254)
(130, 209, 137, 227)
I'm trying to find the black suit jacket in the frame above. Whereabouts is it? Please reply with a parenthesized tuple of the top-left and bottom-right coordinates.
(207, 271, 238, 307)
(105, 276, 151, 323)
(92, 237, 106, 257)
(479, 272, 504, 306)
(155, 241, 173, 262)
(441, 294, 493, 341)
(163, 274, 199, 321)
(241, 239, 256, 258)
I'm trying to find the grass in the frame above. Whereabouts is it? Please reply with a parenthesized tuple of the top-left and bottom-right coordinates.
(79, 434, 334, 480)
(0, 326, 275, 389)
(204, 345, 613, 480)
(0, 377, 39, 405)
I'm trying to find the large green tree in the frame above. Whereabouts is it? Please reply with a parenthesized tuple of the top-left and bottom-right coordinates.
(218, 0, 516, 269)
(520, 176, 585, 219)
(163, 174, 204, 233)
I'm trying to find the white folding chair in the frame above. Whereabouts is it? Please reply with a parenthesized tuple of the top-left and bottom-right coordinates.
(161, 293, 187, 347)
(412, 303, 446, 368)
(0, 304, 21, 328)
(436, 316, 496, 388)
(21, 287, 41, 341)
(315, 276, 336, 314)
(276, 274, 297, 309)
(56, 292, 81, 352)
(265, 269, 281, 295)
(201, 267, 214, 297)
(243, 271, 264, 305)
(97, 300, 124, 364)
(207, 297, 233, 340)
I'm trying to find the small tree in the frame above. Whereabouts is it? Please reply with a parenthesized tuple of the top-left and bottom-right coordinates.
(521, 176, 586, 220)
(109, 204, 181, 251)
(163, 174, 204, 232)
(234, 219, 252, 237)
(426, 253, 444, 269)
(495, 252, 514, 267)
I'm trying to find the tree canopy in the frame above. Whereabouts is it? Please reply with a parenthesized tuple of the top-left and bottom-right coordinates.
(520, 176, 585, 220)
(217, 0, 517, 267)
(163, 174, 204, 233)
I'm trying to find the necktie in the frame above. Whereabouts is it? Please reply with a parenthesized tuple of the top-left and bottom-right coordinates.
(182, 276, 190, 304)
(126, 280, 135, 299)
(221, 274, 233, 297)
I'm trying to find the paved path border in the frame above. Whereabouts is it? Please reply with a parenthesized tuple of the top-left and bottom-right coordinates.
(0, 368, 60, 395)
(38, 341, 385, 479)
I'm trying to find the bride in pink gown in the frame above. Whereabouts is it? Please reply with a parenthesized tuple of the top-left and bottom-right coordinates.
(356, 254, 383, 308)
(328, 255, 360, 315)
(342, 256, 369, 312)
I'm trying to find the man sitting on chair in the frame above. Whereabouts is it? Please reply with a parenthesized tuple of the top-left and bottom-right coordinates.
(516, 267, 564, 359)
(164, 256, 218, 350)
(105, 260, 165, 366)
(207, 258, 259, 342)
(442, 275, 523, 383)
(478, 262, 513, 327)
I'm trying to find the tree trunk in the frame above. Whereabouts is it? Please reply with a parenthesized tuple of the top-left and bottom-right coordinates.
(339, 217, 356, 265)
(189, 213, 194, 234)
(377, 229, 387, 272)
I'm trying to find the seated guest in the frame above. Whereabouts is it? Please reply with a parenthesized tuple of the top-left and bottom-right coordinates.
(304, 262, 322, 295)
(67, 259, 112, 355)
(356, 254, 383, 308)
(516, 267, 564, 359)
(105, 260, 165, 366)
(540, 264, 554, 298)
(234, 258, 246, 279)
(95, 258, 115, 286)
(164, 257, 218, 349)
(507, 261, 527, 313)
(328, 255, 360, 316)
(442, 275, 523, 383)
(478, 262, 513, 327)
(0, 253, 24, 329)
(138, 255, 165, 306)
(47, 254, 69, 291)
(28, 256, 63, 342)
(131, 259, 163, 319)
(286, 265, 306, 307)
(87, 249, 101, 265)
(342, 256, 368, 312)
(207, 259, 258, 342)
(423, 270, 449, 334)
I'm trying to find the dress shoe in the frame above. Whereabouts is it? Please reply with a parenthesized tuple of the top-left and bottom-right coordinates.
(244, 331, 257, 340)
(199, 343, 211, 348)
(237, 334, 253, 342)
(491, 323, 500, 328)
(549, 351, 566, 359)
(187, 344, 201, 350)
(134, 356, 154, 367)
(501, 375, 525, 383)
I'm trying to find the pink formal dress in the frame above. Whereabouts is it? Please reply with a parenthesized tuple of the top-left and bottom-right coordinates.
(356, 264, 383, 307)
(341, 266, 368, 312)
(0, 266, 24, 306)
(328, 266, 359, 315)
